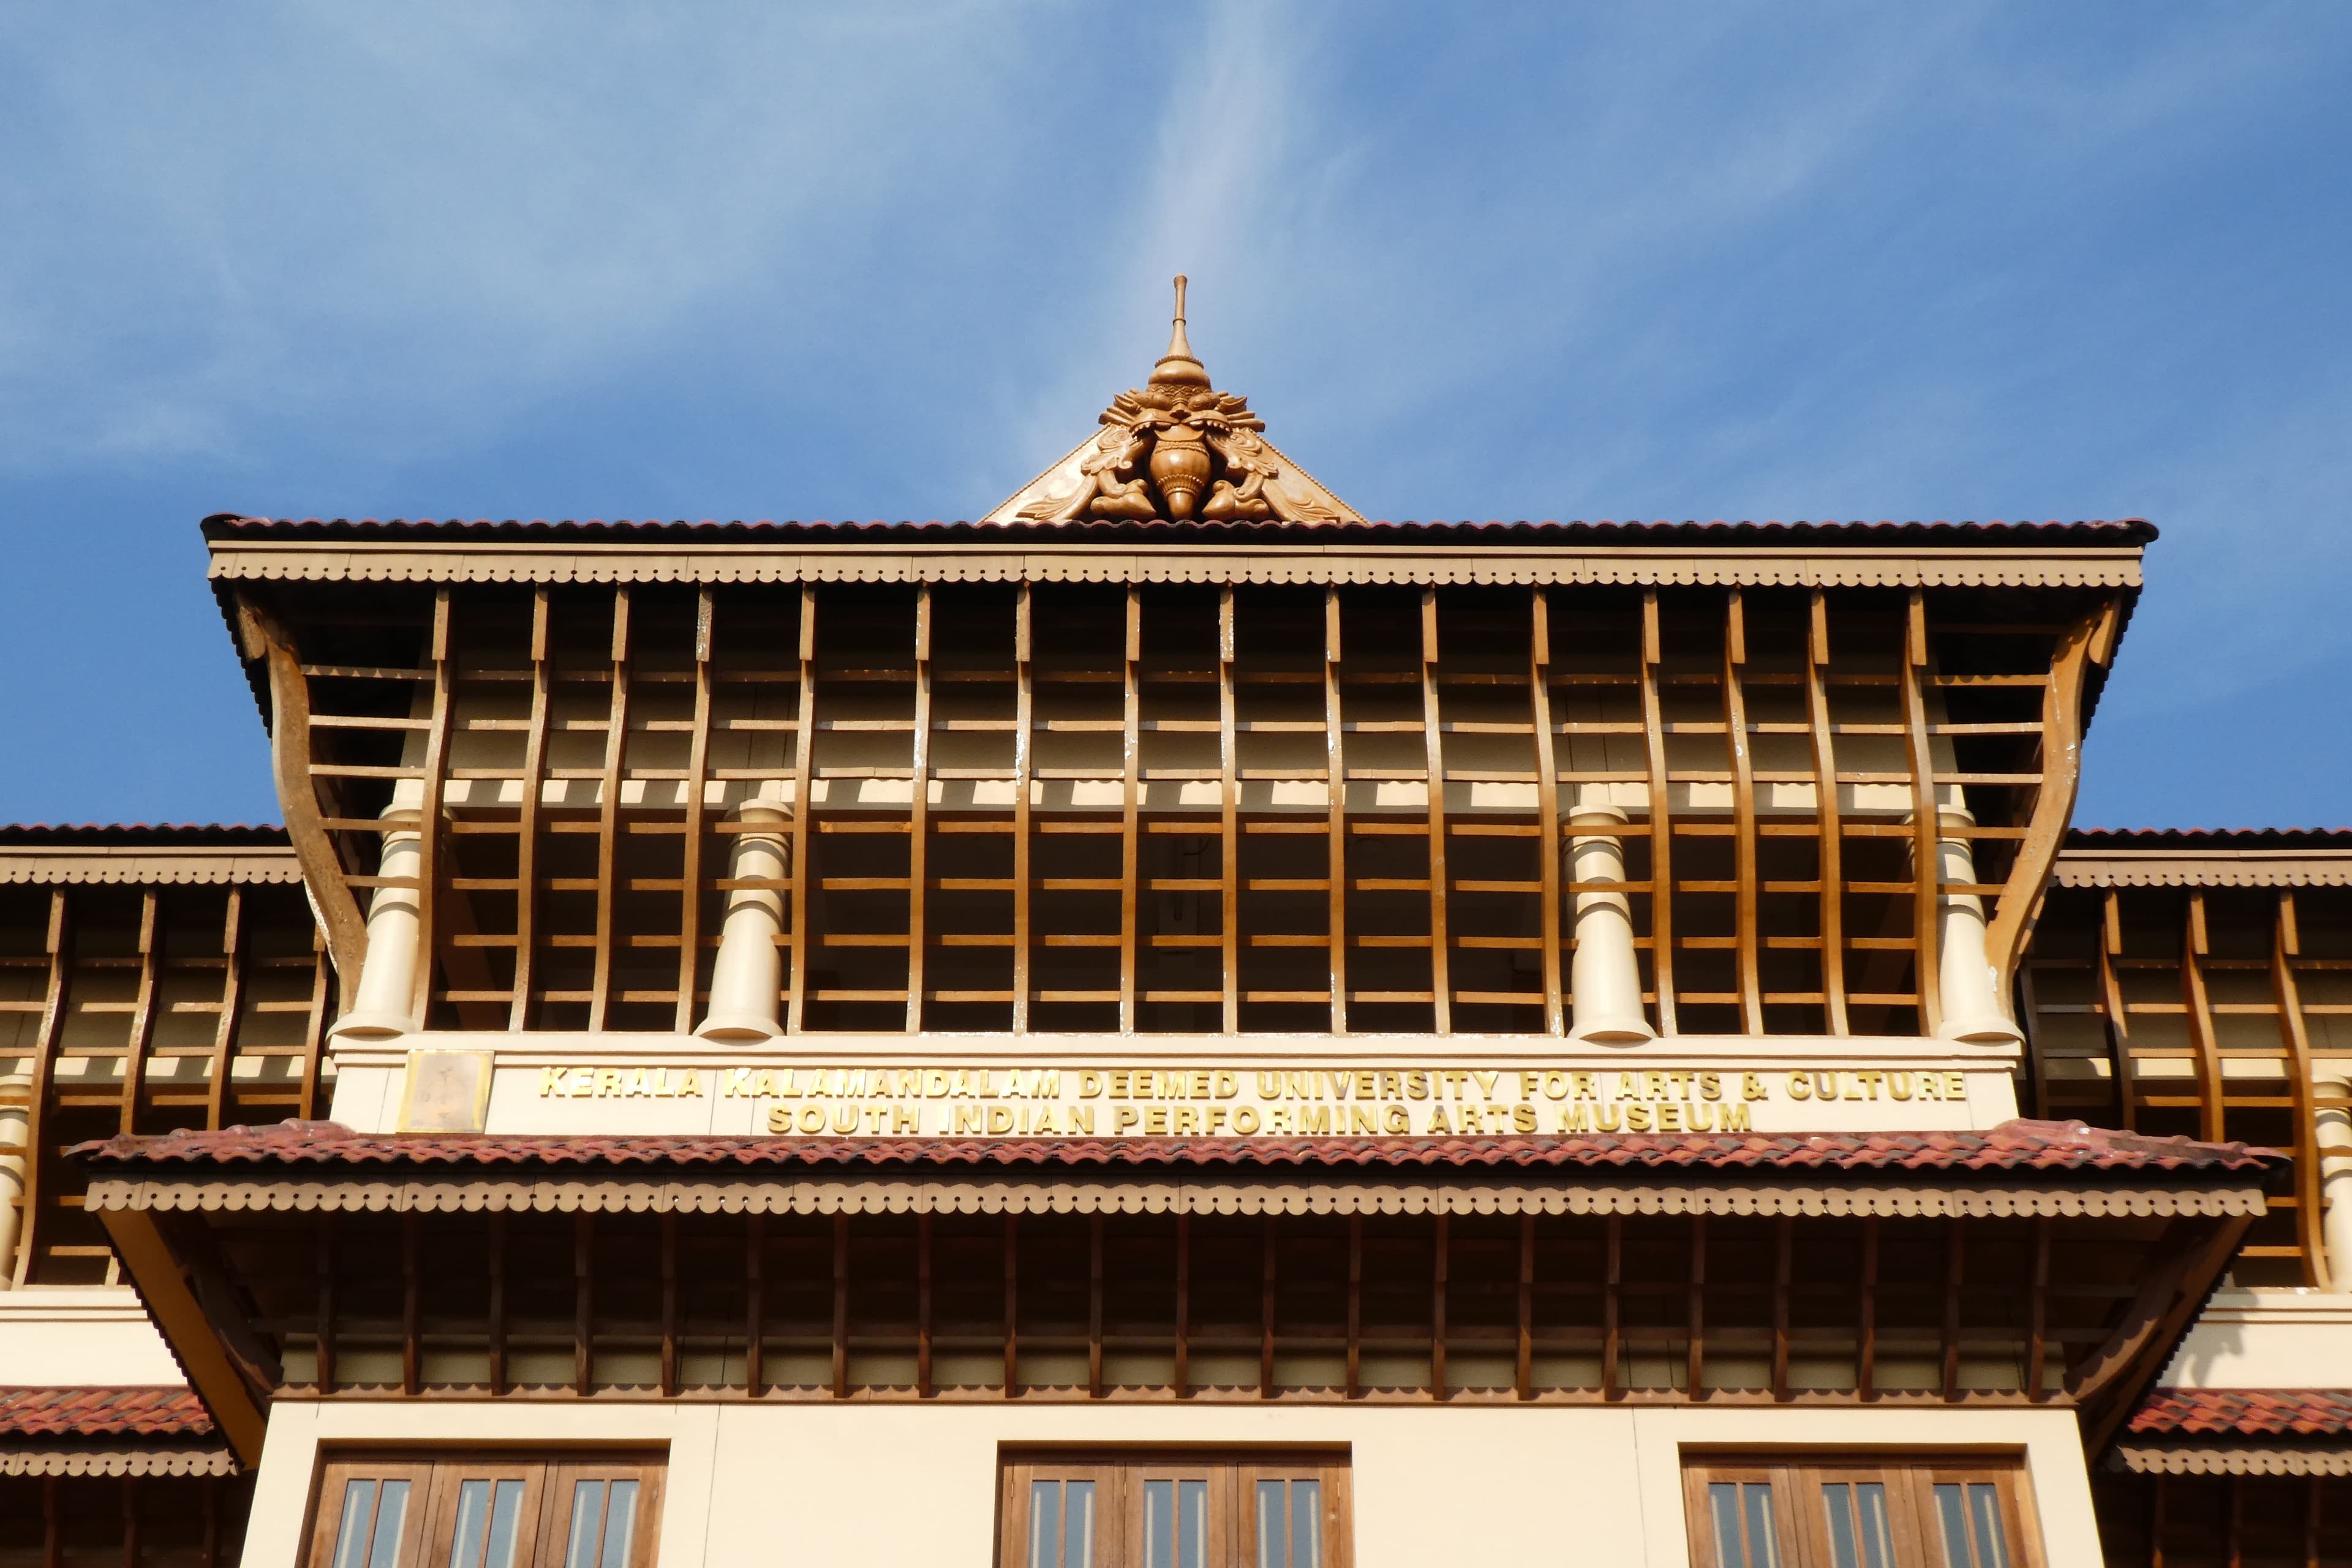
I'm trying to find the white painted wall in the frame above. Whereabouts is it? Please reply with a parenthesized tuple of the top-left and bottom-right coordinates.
(0, 1286, 186, 1386)
(2165, 1287, 2352, 1388)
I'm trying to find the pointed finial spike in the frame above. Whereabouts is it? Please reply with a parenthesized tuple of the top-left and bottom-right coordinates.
(1151, 273, 1208, 388)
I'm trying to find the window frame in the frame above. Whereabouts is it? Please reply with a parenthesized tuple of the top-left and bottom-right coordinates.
(304, 1449, 666, 1568)
(1682, 1453, 2041, 1568)
(999, 1450, 1351, 1568)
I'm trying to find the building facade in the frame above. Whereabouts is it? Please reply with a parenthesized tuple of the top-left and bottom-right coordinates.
(2, 293, 2348, 1566)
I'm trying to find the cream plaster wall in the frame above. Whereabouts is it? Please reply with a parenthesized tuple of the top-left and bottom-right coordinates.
(2165, 1287, 2352, 1388)
(244, 1399, 2090, 1568)
(0, 1286, 184, 1386)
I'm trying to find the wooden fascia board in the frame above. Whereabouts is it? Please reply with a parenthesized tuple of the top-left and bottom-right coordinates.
(94, 1205, 269, 1468)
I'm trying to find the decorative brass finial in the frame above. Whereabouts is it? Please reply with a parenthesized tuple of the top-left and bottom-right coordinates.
(1149, 273, 1210, 389)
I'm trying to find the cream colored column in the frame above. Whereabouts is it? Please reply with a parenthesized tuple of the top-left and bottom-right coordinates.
(2317, 1072, 2352, 1293)
(1924, 804, 2022, 1045)
(328, 804, 426, 1040)
(1568, 799, 1655, 1043)
(696, 796, 790, 1041)
(0, 1073, 30, 1288)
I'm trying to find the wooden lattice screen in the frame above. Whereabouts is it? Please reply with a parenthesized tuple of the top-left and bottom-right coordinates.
(252, 579, 2119, 1039)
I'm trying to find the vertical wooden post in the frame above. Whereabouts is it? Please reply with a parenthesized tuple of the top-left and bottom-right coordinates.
(2100, 892, 2139, 1131)
(917, 1212, 933, 1398)
(1639, 591, 1676, 1034)
(660, 1212, 680, 1397)
(2026, 1215, 2050, 1401)
(1003, 1212, 1021, 1398)
(784, 586, 818, 1034)
(674, 589, 715, 1031)
(1940, 1217, 1966, 1402)
(1422, 588, 1452, 1033)
(1174, 1211, 1190, 1400)
(511, 588, 552, 1030)
(831, 1212, 850, 1400)
(400, 1212, 420, 1396)
(1012, 587, 1034, 1032)
(1806, 592, 1849, 1034)
(1902, 590, 1942, 1030)
(1259, 1214, 1277, 1400)
(744, 1213, 765, 1397)
(1770, 1215, 1792, 1401)
(905, 587, 933, 1033)
(12, 889, 69, 1287)
(314, 1217, 336, 1395)
(588, 589, 633, 1030)
(1120, 588, 1142, 1033)
(1430, 1210, 1449, 1398)
(1219, 587, 1240, 1034)
(1090, 1213, 1107, 1400)
(117, 891, 160, 1135)
(1602, 1214, 1623, 1401)
(573, 1212, 594, 1398)
(2184, 892, 2225, 1142)
(1345, 1213, 1362, 1400)
(296, 937, 330, 1121)
(1326, 589, 1349, 1034)
(487, 1212, 507, 1398)
(205, 889, 245, 1130)
(1517, 1212, 1536, 1401)
(1858, 1216, 1879, 1401)
(410, 589, 455, 1025)
(2275, 892, 2326, 1287)
(1724, 592, 1763, 1032)
(1687, 1213, 1708, 1400)
(1531, 589, 1564, 1035)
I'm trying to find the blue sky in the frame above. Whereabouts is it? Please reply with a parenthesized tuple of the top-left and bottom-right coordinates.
(1, 3, 2346, 828)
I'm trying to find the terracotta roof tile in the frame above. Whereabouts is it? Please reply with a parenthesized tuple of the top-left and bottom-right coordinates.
(2131, 1390, 2352, 1439)
(70, 1118, 2282, 1180)
(0, 1388, 213, 1441)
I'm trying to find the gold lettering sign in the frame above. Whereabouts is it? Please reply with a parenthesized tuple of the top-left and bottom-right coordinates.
(529, 1064, 1980, 1136)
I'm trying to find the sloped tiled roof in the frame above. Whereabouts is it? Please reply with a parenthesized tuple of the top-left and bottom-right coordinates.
(72, 1117, 2281, 1179)
(2130, 1389, 2352, 1439)
(0, 1387, 213, 1440)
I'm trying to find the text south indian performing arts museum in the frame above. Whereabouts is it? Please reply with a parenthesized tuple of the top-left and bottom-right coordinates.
(4, 284, 2350, 1568)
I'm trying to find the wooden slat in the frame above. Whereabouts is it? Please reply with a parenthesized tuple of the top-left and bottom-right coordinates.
(1687, 1213, 1707, 1399)
(510, 589, 553, 1029)
(745, 1213, 766, 1397)
(1259, 1215, 1276, 1400)
(401, 1212, 420, 1396)
(11, 891, 67, 1286)
(296, 938, 330, 1121)
(314, 1218, 334, 1394)
(1771, 1215, 1792, 1400)
(2184, 891, 2225, 1142)
(1601, 1213, 1622, 1400)
(1901, 590, 1941, 1030)
(1326, 589, 1349, 1035)
(1529, 589, 1564, 1034)
(905, 587, 933, 1033)
(1940, 1217, 1965, 1401)
(1220, 587, 1240, 1033)
(1515, 1213, 1536, 1400)
(116, 891, 160, 1136)
(1120, 588, 1141, 1032)
(660, 1213, 679, 1397)
(1431, 1210, 1449, 1399)
(1724, 591, 1762, 1031)
(1175, 1211, 1191, 1400)
(573, 1213, 594, 1397)
(1003, 1212, 1020, 1398)
(203, 889, 244, 1129)
(2098, 894, 2139, 1131)
(916, 1212, 932, 1399)
(1012, 587, 1034, 1032)
(831, 1212, 850, 1400)
(409, 590, 456, 1026)
(785, 587, 818, 1034)
(487, 1212, 507, 1398)
(239, 601, 368, 984)
(1985, 599, 2116, 987)
(1858, 1216, 1879, 1401)
(673, 589, 715, 1031)
(587, 589, 632, 1030)
(2275, 891, 2327, 1287)
(1805, 593, 1849, 1033)
(1422, 588, 1451, 1033)
(1638, 591, 1676, 1032)
(2026, 1215, 2050, 1401)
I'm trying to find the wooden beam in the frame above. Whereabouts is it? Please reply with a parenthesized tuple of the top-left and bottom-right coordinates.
(2183, 891, 2226, 1143)
(1091, 1213, 1107, 1400)
(1639, 591, 1676, 1033)
(487, 1212, 507, 1398)
(785, 586, 818, 1034)
(1175, 1211, 1189, 1400)
(2275, 892, 2327, 1287)
(1326, 588, 1349, 1035)
(1530, 589, 1564, 1035)
(574, 1213, 594, 1397)
(1012, 587, 1034, 1032)
(203, 889, 245, 1130)
(314, 1217, 335, 1395)
(401, 1212, 420, 1396)
(1602, 1214, 1623, 1401)
(239, 601, 367, 984)
(587, 588, 632, 1030)
(660, 1213, 680, 1398)
(511, 588, 553, 1030)
(1940, 1216, 1964, 1402)
(2099, 895, 2140, 1131)
(2026, 1215, 2050, 1402)
(1687, 1213, 1708, 1400)
(1422, 588, 1452, 1033)
(1003, 1212, 1020, 1398)
(1221, 586, 1240, 1034)
(1985, 600, 2114, 987)
(832, 1212, 850, 1400)
(11, 891, 67, 1286)
(1858, 1216, 1879, 1401)
(1259, 1214, 1276, 1400)
(1517, 1212, 1536, 1401)
(906, 587, 933, 1032)
(1121, 588, 1142, 1032)
(1805, 592, 1849, 1034)
(295, 938, 330, 1121)
(1722, 594, 1762, 1030)
(1345, 1213, 1362, 1400)
(917, 1212, 933, 1398)
(94, 1208, 267, 1464)
(1771, 1215, 1792, 1401)
(1902, 590, 1942, 1031)
(116, 891, 160, 1136)
(1430, 1210, 1449, 1399)
(410, 589, 455, 1023)
(745, 1213, 765, 1397)
(674, 589, 715, 1032)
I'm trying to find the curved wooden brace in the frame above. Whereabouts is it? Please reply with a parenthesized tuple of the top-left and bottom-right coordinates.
(236, 596, 369, 987)
(1985, 597, 2121, 992)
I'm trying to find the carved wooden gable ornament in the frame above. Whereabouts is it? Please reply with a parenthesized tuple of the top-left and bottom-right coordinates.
(981, 276, 1362, 526)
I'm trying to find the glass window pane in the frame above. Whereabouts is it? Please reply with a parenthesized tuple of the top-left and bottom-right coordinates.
(1743, 1484, 1779, 1568)
(484, 1481, 525, 1568)
(1823, 1485, 1861, 1568)
(1145, 1480, 1174, 1568)
(1291, 1481, 1320, 1568)
(1257, 1480, 1285, 1568)
(565, 1482, 606, 1568)
(1063, 1481, 1095, 1568)
(1966, 1484, 2008, 1568)
(332, 1480, 379, 1568)
(1178, 1479, 1207, 1568)
(369, 1480, 412, 1568)
(1030, 1481, 1059, 1568)
(598, 1480, 639, 1568)
(448, 1480, 491, 1568)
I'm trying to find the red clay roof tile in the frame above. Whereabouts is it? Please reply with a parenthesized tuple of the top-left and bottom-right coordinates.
(69, 1118, 2282, 1180)
(0, 1387, 213, 1441)
(2130, 1390, 2352, 1439)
